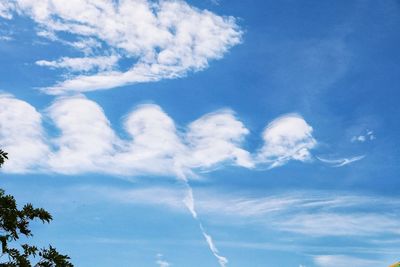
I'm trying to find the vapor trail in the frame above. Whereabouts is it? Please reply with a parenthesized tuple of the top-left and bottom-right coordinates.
(181, 180, 228, 267)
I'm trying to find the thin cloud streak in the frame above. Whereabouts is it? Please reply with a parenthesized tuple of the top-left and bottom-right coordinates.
(181, 179, 228, 267)
(313, 255, 380, 267)
(317, 155, 365, 167)
(200, 223, 228, 267)
(65, 185, 400, 238)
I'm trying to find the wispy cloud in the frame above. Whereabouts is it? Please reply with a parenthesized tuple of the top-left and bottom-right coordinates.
(196, 191, 400, 237)
(316, 155, 365, 167)
(16, 183, 400, 261)
(200, 223, 228, 267)
(181, 181, 228, 267)
(278, 212, 400, 236)
(313, 255, 380, 267)
(4, 0, 242, 94)
(36, 55, 120, 73)
(68, 185, 400, 238)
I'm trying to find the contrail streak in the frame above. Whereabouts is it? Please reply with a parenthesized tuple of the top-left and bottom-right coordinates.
(182, 180, 228, 267)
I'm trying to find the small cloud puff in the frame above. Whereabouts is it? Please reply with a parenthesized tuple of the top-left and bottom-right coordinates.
(156, 253, 170, 267)
(351, 130, 375, 143)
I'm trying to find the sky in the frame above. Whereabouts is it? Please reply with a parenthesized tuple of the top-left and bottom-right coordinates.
(0, 0, 400, 266)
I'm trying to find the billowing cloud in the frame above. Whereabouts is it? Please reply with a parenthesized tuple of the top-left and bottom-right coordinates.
(257, 114, 317, 168)
(0, 94, 49, 173)
(113, 104, 186, 176)
(0, 94, 322, 175)
(46, 96, 119, 174)
(185, 110, 253, 169)
(4, 0, 242, 94)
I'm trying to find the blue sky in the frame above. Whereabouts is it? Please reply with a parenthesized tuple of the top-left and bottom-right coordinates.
(0, 0, 400, 266)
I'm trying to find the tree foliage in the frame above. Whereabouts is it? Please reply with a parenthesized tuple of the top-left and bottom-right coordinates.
(0, 149, 73, 266)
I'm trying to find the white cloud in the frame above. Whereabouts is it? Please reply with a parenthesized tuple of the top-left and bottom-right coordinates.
(0, 95, 252, 175)
(314, 255, 380, 267)
(0, 95, 322, 175)
(46, 95, 119, 174)
(185, 110, 253, 169)
(7, 0, 241, 94)
(156, 253, 171, 267)
(0, 94, 49, 173)
(257, 114, 317, 168)
(113, 104, 187, 177)
(317, 155, 365, 167)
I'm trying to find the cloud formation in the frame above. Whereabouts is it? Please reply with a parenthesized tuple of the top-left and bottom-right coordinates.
(46, 96, 119, 174)
(257, 114, 317, 168)
(0, 94, 49, 173)
(185, 110, 253, 169)
(2, 0, 241, 94)
(0, 94, 319, 176)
